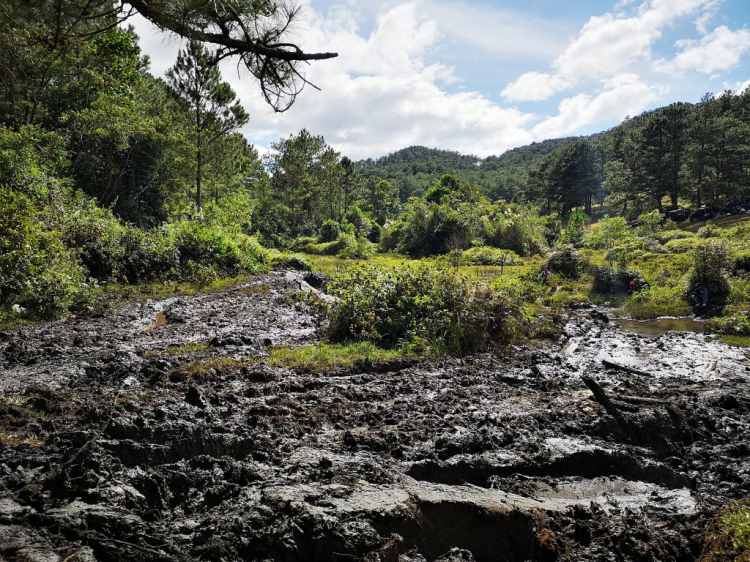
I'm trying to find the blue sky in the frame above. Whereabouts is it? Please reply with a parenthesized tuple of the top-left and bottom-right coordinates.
(131, 0, 750, 159)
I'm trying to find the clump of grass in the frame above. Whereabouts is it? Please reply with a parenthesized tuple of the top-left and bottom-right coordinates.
(1, 395, 30, 406)
(268, 342, 411, 372)
(164, 342, 211, 357)
(720, 335, 750, 347)
(0, 432, 44, 447)
(700, 501, 750, 561)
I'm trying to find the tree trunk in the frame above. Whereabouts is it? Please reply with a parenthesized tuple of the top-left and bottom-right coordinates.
(196, 148, 202, 210)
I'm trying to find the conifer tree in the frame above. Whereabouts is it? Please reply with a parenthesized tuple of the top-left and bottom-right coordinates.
(166, 41, 248, 209)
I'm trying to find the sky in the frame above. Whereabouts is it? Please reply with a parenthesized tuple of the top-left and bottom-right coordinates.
(128, 0, 750, 160)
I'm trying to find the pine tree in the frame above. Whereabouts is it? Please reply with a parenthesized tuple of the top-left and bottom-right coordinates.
(166, 41, 248, 209)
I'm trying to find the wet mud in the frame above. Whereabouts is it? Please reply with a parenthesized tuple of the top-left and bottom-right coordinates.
(1, 272, 749, 561)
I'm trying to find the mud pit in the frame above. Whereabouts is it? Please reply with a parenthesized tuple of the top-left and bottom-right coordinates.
(1, 272, 749, 561)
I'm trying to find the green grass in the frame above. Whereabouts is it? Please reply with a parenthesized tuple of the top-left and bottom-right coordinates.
(268, 342, 413, 372)
(720, 335, 750, 347)
(682, 213, 750, 233)
(721, 504, 750, 551)
(305, 252, 407, 276)
(163, 342, 211, 357)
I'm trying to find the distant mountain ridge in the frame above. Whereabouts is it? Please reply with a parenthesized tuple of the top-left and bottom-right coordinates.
(356, 137, 581, 201)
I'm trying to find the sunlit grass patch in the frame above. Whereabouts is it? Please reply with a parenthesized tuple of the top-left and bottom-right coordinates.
(700, 500, 750, 561)
(719, 335, 750, 347)
(0, 432, 44, 448)
(268, 342, 412, 372)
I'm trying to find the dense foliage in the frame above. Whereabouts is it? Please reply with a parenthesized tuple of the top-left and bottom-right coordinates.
(326, 263, 524, 354)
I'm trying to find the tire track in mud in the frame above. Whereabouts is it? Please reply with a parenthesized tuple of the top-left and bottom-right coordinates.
(1, 279, 749, 561)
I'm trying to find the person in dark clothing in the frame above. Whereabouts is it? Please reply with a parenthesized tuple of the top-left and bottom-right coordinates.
(690, 284, 709, 307)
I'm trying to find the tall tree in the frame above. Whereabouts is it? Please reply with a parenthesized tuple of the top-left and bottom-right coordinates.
(167, 40, 248, 209)
(637, 102, 691, 210)
(0, 0, 338, 112)
(268, 129, 329, 231)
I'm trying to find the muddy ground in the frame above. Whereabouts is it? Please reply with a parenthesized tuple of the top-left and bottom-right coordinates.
(1, 271, 749, 561)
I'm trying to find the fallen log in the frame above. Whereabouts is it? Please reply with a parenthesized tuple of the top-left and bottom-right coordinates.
(582, 376, 628, 425)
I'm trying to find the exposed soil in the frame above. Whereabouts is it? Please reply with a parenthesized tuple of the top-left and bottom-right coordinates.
(1, 271, 749, 561)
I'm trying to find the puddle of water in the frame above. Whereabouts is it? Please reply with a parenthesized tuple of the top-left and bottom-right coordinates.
(616, 317, 704, 338)
(143, 313, 168, 332)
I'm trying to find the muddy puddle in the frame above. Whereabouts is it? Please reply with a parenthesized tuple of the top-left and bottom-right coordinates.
(142, 312, 168, 332)
(616, 316, 705, 338)
(1, 277, 749, 561)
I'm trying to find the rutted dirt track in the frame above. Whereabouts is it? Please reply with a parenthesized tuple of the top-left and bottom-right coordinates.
(1, 272, 749, 561)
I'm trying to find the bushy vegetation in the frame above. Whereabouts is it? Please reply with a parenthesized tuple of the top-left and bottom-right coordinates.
(380, 176, 546, 258)
(325, 263, 524, 354)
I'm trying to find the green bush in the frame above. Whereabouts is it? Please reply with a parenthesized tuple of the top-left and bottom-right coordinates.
(663, 238, 701, 254)
(336, 233, 372, 260)
(319, 219, 340, 243)
(547, 246, 585, 279)
(267, 251, 311, 271)
(325, 263, 523, 354)
(697, 221, 718, 238)
(653, 229, 694, 244)
(622, 285, 691, 319)
(121, 227, 179, 283)
(732, 251, 750, 274)
(688, 240, 731, 303)
(590, 266, 644, 294)
(62, 198, 125, 279)
(290, 236, 317, 251)
(461, 246, 521, 267)
(706, 305, 750, 336)
(0, 188, 86, 318)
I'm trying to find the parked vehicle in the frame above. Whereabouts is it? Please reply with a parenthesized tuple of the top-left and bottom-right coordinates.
(663, 206, 690, 222)
(723, 200, 746, 215)
(689, 205, 716, 222)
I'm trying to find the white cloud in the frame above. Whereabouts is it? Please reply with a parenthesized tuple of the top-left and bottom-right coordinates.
(531, 74, 664, 139)
(126, 14, 181, 77)
(422, 1, 567, 62)
(501, 72, 571, 102)
(725, 77, 750, 93)
(653, 26, 750, 75)
(224, 2, 537, 158)
(502, 0, 713, 102)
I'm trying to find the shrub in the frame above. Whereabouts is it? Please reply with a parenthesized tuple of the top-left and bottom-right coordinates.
(697, 221, 719, 238)
(461, 247, 521, 267)
(290, 236, 317, 251)
(663, 238, 701, 254)
(590, 266, 644, 294)
(58, 194, 127, 280)
(367, 222, 382, 243)
(0, 187, 87, 318)
(688, 240, 731, 303)
(121, 227, 179, 284)
(653, 229, 694, 244)
(325, 263, 523, 354)
(732, 251, 750, 274)
(706, 305, 750, 336)
(319, 219, 340, 243)
(336, 234, 372, 260)
(622, 285, 692, 319)
(267, 251, 311, 271)
(547, 246, 585, 279)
